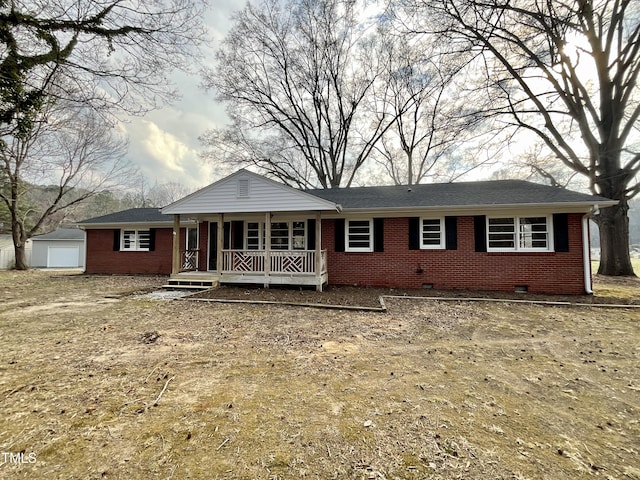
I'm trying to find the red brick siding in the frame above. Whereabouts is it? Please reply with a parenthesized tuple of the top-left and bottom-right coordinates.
(323, 215, 588, 294)
(85, 214, 589, 294)
(84, 228, 177, 275)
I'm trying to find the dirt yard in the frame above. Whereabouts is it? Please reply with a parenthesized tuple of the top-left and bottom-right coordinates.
(0, 271, 638, 479)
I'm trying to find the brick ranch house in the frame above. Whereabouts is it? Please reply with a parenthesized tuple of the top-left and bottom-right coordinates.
(77, 169, 617, 294)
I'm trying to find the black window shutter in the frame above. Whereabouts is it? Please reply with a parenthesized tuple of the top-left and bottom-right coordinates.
(113, 229, 121, 251)
(408, 217, 420, 250)
(307, 218, 316, 250)
(553, 213, 569, 252)
(373, 218, 384, 252)
(335, 219, 345, 252)
(445, 216, 458, 250)
(149, 228, 156, 251)
(223, 222, 230, 250)
(474, 215, 487, 252)
(232, 220, 244, 249)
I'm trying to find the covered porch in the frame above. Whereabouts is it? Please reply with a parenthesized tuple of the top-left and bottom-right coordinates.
(161, 170, 339, 291)
(167, 212, 328, 290)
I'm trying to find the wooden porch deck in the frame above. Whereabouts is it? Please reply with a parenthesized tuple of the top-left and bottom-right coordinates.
(167, 249, 328, 290)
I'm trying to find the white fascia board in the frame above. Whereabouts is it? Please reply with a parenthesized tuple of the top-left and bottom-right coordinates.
(31, 238, 84, 242)
(319, 201, 618, 219)
(77, 220, 197, 229)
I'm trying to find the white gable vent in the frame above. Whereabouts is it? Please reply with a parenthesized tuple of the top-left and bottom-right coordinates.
(237, 178, 250, 198)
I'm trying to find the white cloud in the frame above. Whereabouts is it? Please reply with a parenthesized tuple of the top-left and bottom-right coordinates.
(121, 117, 210, 189)
(115, 0, 240, 191)
(143, 121, 189, 173)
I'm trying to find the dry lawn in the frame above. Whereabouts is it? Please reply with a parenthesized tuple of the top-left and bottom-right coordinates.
(0, 271, 638, 479)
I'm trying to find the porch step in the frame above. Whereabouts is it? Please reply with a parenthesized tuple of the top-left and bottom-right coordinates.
(163, 279, 219, 290)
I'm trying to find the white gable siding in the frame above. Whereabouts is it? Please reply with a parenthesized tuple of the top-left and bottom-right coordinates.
(162, 170, 337, 215)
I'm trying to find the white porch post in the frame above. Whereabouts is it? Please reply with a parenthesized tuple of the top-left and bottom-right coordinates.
(217, 213, 224, 274)
(172, 214, 181, 275)
(264, 212, 271, 288)
(315, 212, 322, 292)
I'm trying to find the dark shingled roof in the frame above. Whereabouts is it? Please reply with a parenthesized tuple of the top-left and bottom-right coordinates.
(306, 179, 613, 210)
(77, 208, 169, 225)
(31, 228, 84, 241)
(77, 181, 615, 226)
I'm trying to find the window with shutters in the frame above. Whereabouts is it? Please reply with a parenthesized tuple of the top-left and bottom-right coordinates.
(121, 230, 150, 251)
(420, 218, 445, 249)
(487, 216, 551, 251)
(346, 219, 373, 252)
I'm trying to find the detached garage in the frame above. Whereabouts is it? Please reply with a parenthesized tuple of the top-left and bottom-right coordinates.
(31, 228, 85, 269)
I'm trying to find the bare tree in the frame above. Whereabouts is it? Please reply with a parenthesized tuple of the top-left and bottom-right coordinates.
(0, 98, 134, 269)
(1, 0, 205, 269)
(1, 0, 206, 134)
(371, 28, 494, 185)
(201, 0, 399, 188)
(398, 0, 640, 275)
(123, 177, 195, 208)
(491, 142, 584, 189)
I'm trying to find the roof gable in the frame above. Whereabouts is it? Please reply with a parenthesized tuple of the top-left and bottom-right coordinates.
(161, 169, 338, 215)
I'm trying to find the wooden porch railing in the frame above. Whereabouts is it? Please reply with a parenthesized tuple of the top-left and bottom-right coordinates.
(181, 249, 200, 271)
(221, 249, 327, 275)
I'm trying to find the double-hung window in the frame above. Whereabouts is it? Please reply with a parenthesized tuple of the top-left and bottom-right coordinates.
(421, 218, 445, 249)
(487, 216, 551, 251)
(292, 221, 306, 250)
(121, 230, 150, 251)
(245, 221, 306, 250)
(186, 227, 198, 251)
(346, 219, 373, 252)
(270, 222, 289, 250)
(246, 222, 262, 250)
(519, 217, 549, 249)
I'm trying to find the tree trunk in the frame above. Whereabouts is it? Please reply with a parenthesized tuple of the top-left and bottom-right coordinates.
(11, 213, 29, 271)
(13, 242, 29, 270)
(594, 202, 634, 276)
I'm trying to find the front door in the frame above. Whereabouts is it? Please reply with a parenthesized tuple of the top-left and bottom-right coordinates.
(208, 222, 218, 271)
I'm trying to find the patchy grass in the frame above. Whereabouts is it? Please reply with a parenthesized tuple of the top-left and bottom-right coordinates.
(591, 259, 640, 303)
(0, 271, 638, 479)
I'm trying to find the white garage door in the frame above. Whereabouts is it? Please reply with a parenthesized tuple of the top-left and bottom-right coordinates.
(47, 246, 80, 268)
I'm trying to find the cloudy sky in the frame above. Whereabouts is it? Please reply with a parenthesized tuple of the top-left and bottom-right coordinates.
(121, 0, 240, 192)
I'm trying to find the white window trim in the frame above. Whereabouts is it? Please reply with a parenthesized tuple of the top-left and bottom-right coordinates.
(345, 219, 373, 253)
(291, 220, 307, 250)
(244, 220, 307, 250)
(486, 215, 554, 252)
(420, 217, 445, 249)
(186, 226, 199, 250)
(121, 229, 150, 251)
(245, 221, 263, 250)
